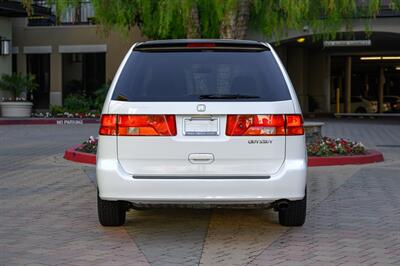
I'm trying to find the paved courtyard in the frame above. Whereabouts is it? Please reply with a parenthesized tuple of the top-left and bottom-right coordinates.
(1, 118, 400, 266)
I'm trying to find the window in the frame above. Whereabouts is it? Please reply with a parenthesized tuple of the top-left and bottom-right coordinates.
(112, 51, 291, 102)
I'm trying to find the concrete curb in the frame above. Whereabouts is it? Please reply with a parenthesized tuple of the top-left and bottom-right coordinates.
(64, 146, 384, 167)
(0, 118, 99, 125)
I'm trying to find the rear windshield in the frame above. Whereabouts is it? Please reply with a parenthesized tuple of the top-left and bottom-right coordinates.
(112, 50, 291, 102)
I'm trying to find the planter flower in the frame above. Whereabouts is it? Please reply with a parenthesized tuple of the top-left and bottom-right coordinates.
(76, 136, 98, 154)
(32, 110, 100, 118)
(307, 136, 366, 157)
(0, 73, 38, 118)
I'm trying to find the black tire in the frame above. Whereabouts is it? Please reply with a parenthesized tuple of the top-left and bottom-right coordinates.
(97, 191, 126, 226)
(278, 190, 307, 226)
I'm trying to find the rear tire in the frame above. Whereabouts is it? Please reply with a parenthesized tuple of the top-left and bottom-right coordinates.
(97, 191, 126, 226)
(278, 190, 306, 226)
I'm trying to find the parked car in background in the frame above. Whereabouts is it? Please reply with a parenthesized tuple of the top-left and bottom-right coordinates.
(384, 95, 400, 113)
(96, 39, 307, 227)
(331, 96, 391, 113)
(332, 96, 377, 113)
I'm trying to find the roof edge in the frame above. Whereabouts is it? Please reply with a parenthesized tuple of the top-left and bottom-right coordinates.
(134, 39, 269, 51)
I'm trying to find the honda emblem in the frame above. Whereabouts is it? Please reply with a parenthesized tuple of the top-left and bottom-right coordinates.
(197, 104, 206, 112)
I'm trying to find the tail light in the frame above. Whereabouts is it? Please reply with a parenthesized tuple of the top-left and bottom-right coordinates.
(99, 114, 117, 136)
(226, 114, 303, 136)
(285, 115, 304, 135)
(118, 115, 176, 136)
(99, 115, 176, 136)
(226, 115, 285, 136)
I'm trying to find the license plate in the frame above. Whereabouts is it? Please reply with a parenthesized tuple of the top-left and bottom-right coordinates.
(184, 117, 219, 136)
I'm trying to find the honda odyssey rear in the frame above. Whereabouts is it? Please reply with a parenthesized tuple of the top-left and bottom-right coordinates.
(96, 39, 307, 227)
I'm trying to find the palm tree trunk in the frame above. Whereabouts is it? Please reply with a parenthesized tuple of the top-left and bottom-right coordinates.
(219, 0, 250, 39)
(220, 9, 236, 39)
(187, 4, 201, 38)
(235, 0, 250, 39)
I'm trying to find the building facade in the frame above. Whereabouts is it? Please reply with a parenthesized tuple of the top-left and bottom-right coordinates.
(12, 20, 145, 108)
(9, 1, 145, 110)
(266, 13, 400, 113)
(0, 16, 12, 77)
(0, 1, 50, 100)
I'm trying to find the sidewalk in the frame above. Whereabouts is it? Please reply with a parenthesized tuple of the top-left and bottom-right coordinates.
(0, 117, 99, 125)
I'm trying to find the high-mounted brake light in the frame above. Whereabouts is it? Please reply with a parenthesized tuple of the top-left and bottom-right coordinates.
(226, 114, 303, 136)
(99, 115, 176, 136)
(187, 43, 216, 48)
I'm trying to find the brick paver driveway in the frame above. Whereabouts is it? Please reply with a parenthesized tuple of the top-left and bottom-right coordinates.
(1, 119, 400, 266)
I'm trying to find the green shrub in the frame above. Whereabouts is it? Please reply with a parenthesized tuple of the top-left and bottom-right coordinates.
(50, 105, 64, 115)
(64, 94, 90, 113)
(0, 73, 38, 100)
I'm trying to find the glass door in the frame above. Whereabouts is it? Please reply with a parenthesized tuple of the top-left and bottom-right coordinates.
(26, 54, 50, 109)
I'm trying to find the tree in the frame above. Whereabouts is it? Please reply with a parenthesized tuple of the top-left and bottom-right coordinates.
(23, 0, 400, 40)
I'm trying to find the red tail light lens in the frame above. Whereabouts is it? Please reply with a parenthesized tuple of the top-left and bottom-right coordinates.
(226, 114, 303, 136)
(99, 114, 117, 135)
(226, 115, 285, 136)
(99, 115, 176, 136)
(286, 115, 304, 135)
(118, 115, 176, 136)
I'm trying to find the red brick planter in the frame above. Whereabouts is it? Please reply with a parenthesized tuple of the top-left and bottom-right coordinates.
(308, 150, 384, 167)
(64, 146, 384, 167)
(63, 145, 96, 165)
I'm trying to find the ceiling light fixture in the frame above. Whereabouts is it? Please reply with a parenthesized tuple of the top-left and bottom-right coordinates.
(360, 56, 400, 61)
(360, 56, 382, 60)
(382, 56, 400, 60)
(296, 37, 305, 43)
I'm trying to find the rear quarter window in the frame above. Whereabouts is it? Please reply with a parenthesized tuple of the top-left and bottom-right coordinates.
(112, 50, 291, 102)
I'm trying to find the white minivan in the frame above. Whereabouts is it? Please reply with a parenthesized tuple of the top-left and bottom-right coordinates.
(97, 40, 307, 227)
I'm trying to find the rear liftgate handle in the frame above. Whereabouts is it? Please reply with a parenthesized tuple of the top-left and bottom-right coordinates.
(188, 153, 215, 164)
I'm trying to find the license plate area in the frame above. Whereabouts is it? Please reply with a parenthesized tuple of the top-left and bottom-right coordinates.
(183, 117, 219, 136)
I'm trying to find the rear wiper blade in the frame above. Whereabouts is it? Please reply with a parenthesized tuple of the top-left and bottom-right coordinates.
(199, 94, 260, 99)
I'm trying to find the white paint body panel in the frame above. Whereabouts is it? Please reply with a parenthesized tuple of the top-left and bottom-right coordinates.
(97, 42, 307, 204)
(97, 135, 307, 202)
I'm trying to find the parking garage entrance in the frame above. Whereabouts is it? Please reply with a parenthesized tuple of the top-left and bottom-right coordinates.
(275, 31, 400, 114)
(331, 55, 400, 113)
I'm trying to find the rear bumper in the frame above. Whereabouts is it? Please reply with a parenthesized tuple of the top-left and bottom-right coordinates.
(96, 158, 307, 204)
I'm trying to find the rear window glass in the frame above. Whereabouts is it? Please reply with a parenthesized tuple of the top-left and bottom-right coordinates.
(112, 50, 291, 102)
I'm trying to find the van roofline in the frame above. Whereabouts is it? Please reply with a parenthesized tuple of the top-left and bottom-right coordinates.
(133, 39, 270, 51)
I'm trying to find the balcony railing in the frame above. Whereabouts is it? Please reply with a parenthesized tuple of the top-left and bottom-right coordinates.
(28, 0, 95, 26)
(57, 0, 94, 25)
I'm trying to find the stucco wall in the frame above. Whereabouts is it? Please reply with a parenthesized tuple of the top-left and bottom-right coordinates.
(0, 17, 12, 99)
(12, 19, 146, 105)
